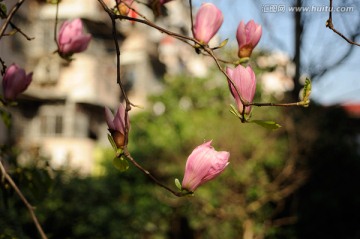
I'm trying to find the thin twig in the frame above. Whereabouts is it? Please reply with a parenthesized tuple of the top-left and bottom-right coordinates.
(123, 2, 196, 47)
(0, 159, 48, 239)
(250, 101, 308, 107)
(326, 0, 360, 47)
(0, 0, 26, 40)
(97, 1, 186, 186)
(202, 46, 249, 121)
(0, 3, 34, 41)
(9, 22, 34, 40)
(124, 151, 189, 197)
(97, 0, 133, 145)
(0, 57, 7, 76)
(98, 0, 197, 43)
(0, 4, 34, 42)
(188, 0, 195, 37)
(53, 0, 60, 49)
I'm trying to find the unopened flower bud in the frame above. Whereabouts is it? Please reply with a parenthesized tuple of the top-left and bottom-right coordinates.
(2, 64, 32, 101)
(182, 141, 229, 192)
(193, 3, 223, 45)
(226, 65, 256, 115)
(105, 104, 130, 148)
(236, 20, 262, 58)
(57, 18, 92, 57)
(159, 0, 173, 5)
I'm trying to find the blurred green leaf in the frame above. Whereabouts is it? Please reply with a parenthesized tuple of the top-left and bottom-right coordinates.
(249, 120, 281, 130)
(229, 104, 241, 118)
(0, 3, 7, 19)
(301, 78, 311, 107)
(212, 38, 228, 50)
(107, 134, 117, 152)
(113, 156, 129, 172)
(0, 109, 11, 128)
(174, 178, 181, 190)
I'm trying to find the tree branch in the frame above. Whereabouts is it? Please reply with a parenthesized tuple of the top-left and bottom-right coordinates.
(124, 151, 191, 197)
(0, 0, 26, 40)
(326, 0, 360, 47)
(0, 159, 48, 239)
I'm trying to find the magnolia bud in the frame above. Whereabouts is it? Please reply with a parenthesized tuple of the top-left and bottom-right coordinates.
(182, 141, 229, 192)
(193, 3, 223, 45)
(2, 64, 32, 101)
(159, 0, 173, 5)
(105, 104, 129, 148)
(236, 20, 262, 58)
(57, 18, 92, 56)
(226, 65, 256, 115)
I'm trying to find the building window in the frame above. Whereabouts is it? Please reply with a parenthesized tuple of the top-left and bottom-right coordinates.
(39, 105, 64, 137)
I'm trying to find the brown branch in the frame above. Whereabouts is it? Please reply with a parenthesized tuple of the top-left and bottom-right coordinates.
(122, 2, 196, 48)
(98, 0, 197, 43)
(0, 0, 26, 40)
(188, 0, 195, 37)
(326, 0, 360, 47)
(0, 57, 7, 76)
(124, 151, 191, 197)
(53, 0, 60, 49)
(97, 0, 135, 145)
(202, 46, 250, 121)
(250, 101, 309, 107)
(4, 19, 34, 40)
(0, 159, 48, 239)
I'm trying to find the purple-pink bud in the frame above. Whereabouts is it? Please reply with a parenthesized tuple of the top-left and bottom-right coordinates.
(105, 104, 129, 148)
(159, 0, 173, 5)
(57, 18, 92, 56)
(193, 3, 223, 45)
(236, 20, 262, 58)
(182, 141, 230, 192)
(226, 65, 256, 115)
(2, 64, 32, 101)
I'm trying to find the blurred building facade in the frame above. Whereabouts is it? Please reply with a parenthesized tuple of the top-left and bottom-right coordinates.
(0, 0, 211, 174)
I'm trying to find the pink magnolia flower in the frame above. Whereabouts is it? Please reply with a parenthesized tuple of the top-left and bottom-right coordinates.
(2, 64, 32, 101)
(57, 18, 92, 56)
(116, 0, 134, 15)
(105, 104, 130, 148)
(236, 20, 262, 58)
(182, 141, 230, 192)
(226, 65, 256, 115)
(193, 3, 223, 45)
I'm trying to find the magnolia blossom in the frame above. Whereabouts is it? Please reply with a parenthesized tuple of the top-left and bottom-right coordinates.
(105, 104, 129, 148)
(236, 20, 262, 58)
(193, 3, 223, 45)
(57, 18, 92, 56)
(2, 64, 32, 101)
(226, 65, 256, 115)
(182, 141, 230, 192)
(116, 0, 134, 15)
